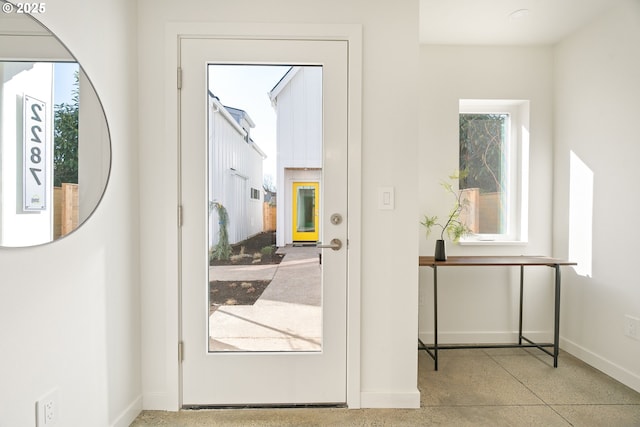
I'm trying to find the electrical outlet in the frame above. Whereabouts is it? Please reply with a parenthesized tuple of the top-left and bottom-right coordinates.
(36, 389, 58, 426)
(624, 315, 639, 340)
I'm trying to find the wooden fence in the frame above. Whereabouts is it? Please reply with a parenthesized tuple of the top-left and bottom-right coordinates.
(460, 188, 502, 234)
(263, 202, 276, 232)
(54, 183, 79, 239)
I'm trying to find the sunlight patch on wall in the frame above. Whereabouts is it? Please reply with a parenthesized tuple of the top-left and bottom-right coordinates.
(569, 151, 593, 277)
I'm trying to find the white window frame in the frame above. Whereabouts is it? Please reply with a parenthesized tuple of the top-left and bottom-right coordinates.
(458, 99, 529, 244)
(250, 187, 261, 201)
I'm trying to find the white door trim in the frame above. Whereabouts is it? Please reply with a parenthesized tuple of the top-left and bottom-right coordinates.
(162, 22, 362, 410)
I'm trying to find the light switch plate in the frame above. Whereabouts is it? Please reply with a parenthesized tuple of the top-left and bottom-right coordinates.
(378, 186, 394, 210)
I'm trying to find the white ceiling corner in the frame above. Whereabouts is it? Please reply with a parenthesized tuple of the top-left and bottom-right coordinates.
(419, 0, 622, 46)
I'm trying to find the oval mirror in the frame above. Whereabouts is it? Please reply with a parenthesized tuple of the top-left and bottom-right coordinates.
(0, 1, 111, 247)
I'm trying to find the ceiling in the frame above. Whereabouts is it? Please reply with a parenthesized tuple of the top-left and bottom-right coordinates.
(420, 0, 622, 45)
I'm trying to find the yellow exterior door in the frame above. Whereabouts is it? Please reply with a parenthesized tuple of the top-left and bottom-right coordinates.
(292, 181, 319, 241)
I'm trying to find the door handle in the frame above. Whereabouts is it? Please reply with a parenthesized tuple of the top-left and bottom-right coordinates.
(316, 238, 342, 251)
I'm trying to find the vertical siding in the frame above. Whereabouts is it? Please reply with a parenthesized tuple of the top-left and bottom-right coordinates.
(247, 143, 264, 237)
(208, 97, 264, 248)
(276, 67, 322, 169)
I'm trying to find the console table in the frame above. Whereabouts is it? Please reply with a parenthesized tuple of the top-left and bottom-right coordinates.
(418, 256, 576, 370)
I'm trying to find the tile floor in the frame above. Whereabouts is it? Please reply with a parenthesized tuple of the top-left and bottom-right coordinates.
(131, 348, 640, 426)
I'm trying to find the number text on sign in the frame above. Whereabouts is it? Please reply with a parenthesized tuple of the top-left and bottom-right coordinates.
(23, 95, 47, 211)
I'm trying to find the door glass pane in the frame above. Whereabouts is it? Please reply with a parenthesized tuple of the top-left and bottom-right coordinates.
(207, 65, 323, 353)
(296, 186, 315, 232)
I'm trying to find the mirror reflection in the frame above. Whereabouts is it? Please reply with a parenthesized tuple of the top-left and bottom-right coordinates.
(0, 1, 111, 247)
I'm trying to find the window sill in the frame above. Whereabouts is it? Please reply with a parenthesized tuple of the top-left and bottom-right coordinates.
(459, 240, 528, 246)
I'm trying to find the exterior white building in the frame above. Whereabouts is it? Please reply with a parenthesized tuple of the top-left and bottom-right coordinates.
(268, 66, 323, 246)
(208, 92, 266, 247)
(0, 62, 55, 246)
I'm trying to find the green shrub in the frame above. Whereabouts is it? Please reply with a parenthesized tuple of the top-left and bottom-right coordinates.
(210, 202, 232, 261)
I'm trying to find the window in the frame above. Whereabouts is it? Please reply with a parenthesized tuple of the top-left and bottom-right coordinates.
(250, 187, 261, 200)
(458, 99, 529, 243)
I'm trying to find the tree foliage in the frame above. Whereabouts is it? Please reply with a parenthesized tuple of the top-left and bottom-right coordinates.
(53, 71, 79, 187)
(459, 113, 507, 193)
(263, 174, 276, 193)
(209, 201, 232, 261)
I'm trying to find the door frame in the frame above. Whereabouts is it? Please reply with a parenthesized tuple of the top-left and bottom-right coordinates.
(163, 22, 362, 409)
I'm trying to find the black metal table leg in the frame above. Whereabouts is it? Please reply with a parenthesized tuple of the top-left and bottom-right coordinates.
(553, 265, 561, 368)
(434, 265, 438, 371)
(519, 265, 524, 345)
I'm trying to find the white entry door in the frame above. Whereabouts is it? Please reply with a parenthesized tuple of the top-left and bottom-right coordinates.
(180, 37, 348, 406)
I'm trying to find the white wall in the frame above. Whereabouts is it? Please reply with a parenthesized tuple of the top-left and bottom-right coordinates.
(553, 0, 640, 392)
(0, 0, 141, 426)
(138, 0, 419, 409)
(419, 46, 555, 344)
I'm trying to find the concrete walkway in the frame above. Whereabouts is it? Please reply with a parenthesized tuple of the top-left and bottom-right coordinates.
(209, 246, 322, 352)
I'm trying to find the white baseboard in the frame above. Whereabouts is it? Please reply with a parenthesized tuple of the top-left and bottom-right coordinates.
(111, 395, 142, 427)
(561, 337, 640, 394)
(418, 330, 552, 345)
(360, 390, 420, 408)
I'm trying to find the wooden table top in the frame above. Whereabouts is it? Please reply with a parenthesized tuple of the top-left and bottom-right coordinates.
(419, 255, 577, 267)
